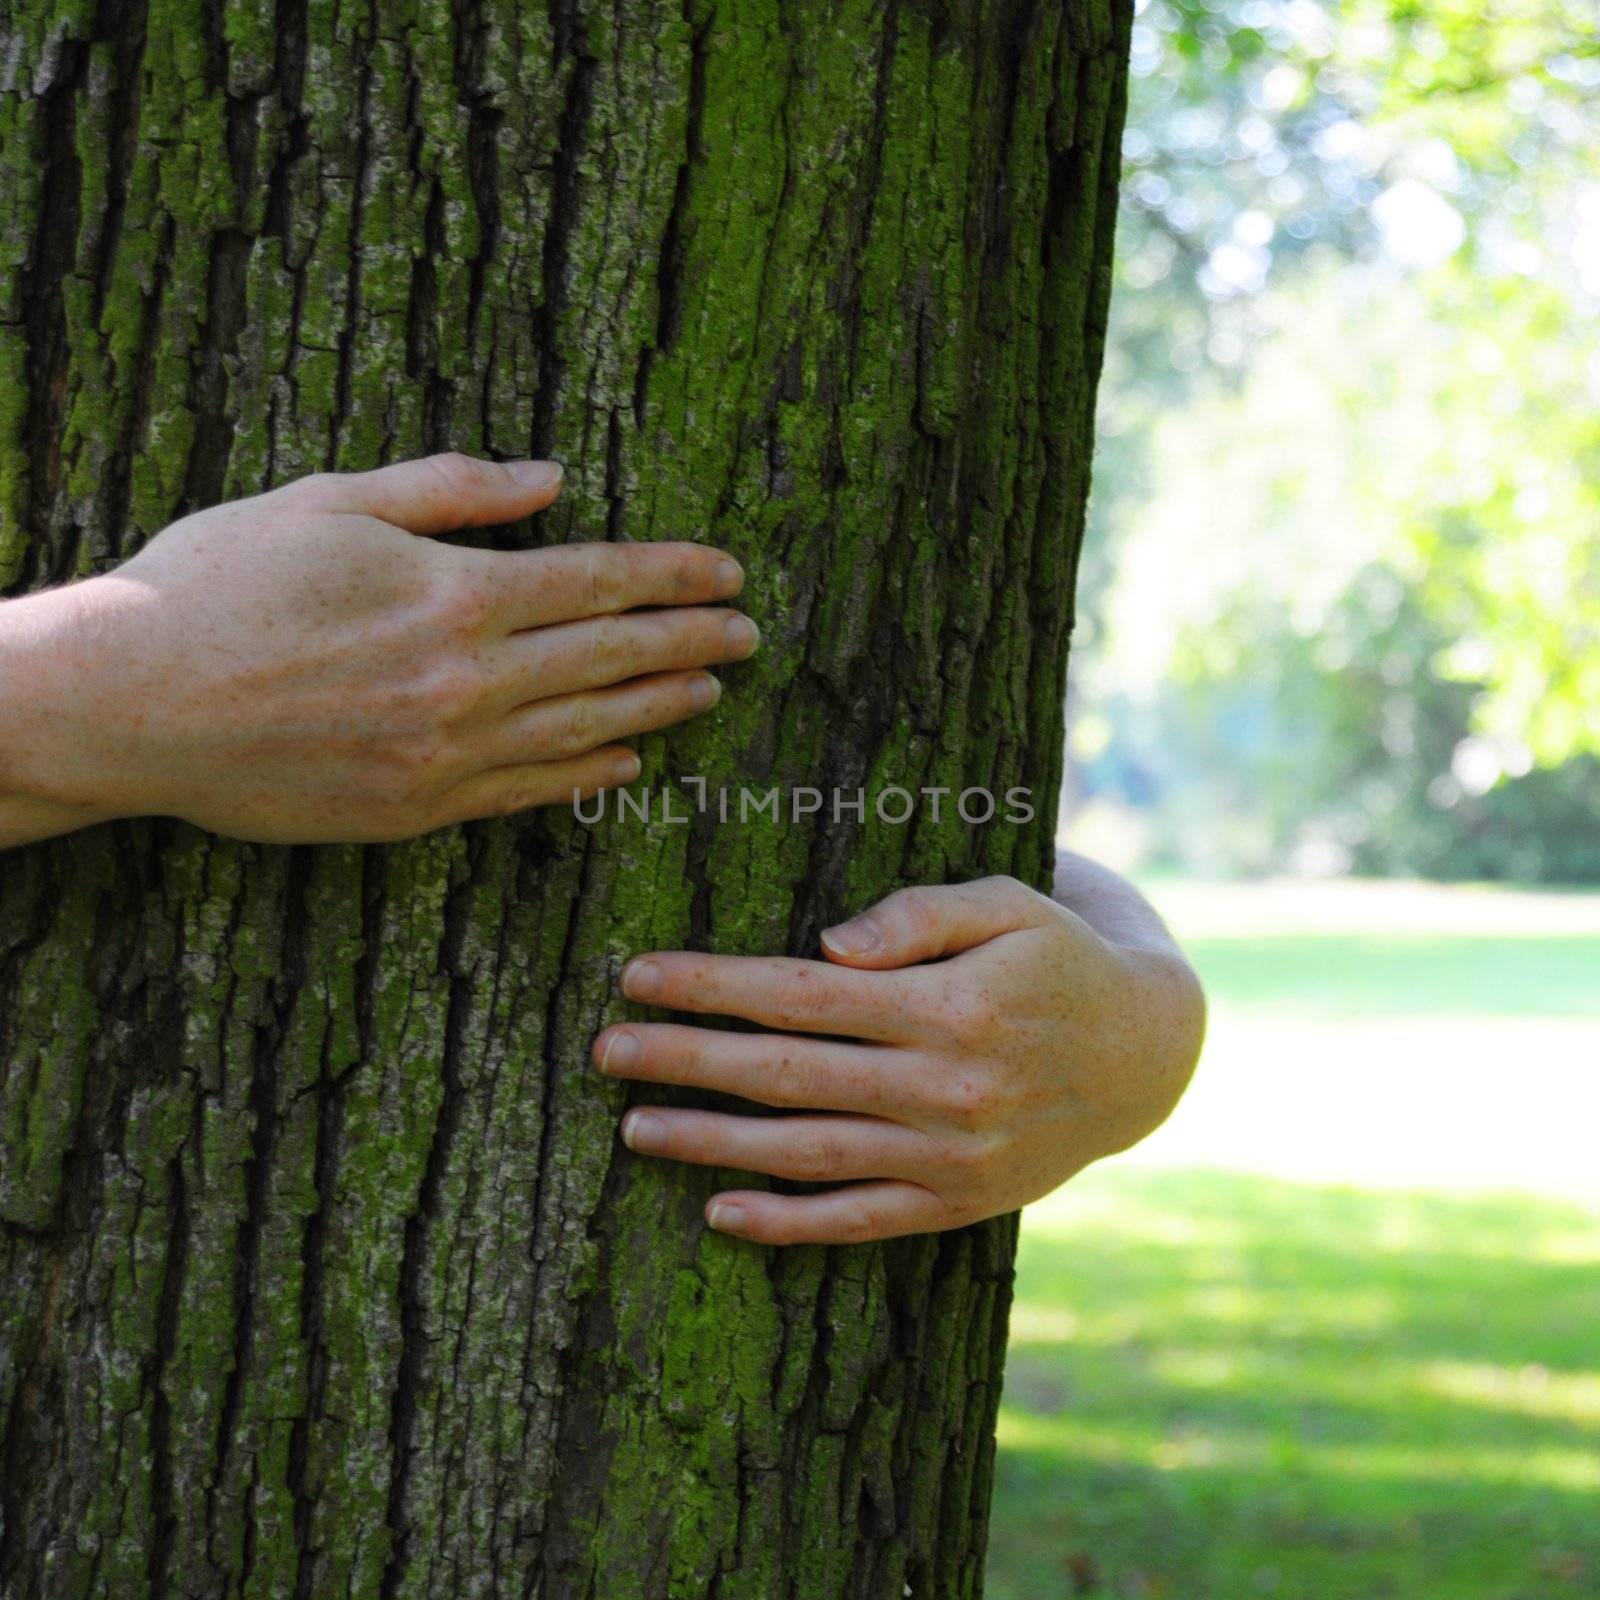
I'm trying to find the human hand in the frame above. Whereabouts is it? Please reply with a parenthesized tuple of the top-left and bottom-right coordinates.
(593, 875, 1205, 1245)
(0, 454, 759, 844)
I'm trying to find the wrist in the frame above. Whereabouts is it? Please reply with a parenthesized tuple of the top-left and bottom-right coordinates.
(0, 582, 128, 844)
(1115, 941, 1208, 1058)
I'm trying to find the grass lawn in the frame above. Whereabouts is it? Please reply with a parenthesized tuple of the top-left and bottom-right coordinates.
(987, 879, 1600, 1600)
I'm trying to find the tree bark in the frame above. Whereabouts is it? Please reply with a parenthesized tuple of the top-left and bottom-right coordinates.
(0, 0, 1128, 1594)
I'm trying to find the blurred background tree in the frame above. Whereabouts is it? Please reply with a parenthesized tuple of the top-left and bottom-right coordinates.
(1067, 0, 1600, 882)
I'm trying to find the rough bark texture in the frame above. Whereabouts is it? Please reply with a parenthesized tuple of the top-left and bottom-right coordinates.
(0, 0, 1128, 1594)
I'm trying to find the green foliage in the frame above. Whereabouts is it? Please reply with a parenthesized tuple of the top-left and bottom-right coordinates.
(1076, 0, 1600, 879)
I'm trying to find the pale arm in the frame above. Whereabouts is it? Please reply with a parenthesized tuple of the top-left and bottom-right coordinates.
(1049, 846, 1189, 955)
(0, 590, 119, 848)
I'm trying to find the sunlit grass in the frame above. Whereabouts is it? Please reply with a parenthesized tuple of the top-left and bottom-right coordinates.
(990, 881, 1600, 1600)
(1188, 934, 1600, 1017)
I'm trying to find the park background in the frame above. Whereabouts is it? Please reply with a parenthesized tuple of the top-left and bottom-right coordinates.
(990, 2, 1600, 1596)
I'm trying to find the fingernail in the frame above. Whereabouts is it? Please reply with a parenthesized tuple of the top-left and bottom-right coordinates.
(687, 674, 721, 710)
(725, 615, 760, 656)
(613, 749, 642, 784)
(715, 558, 744, 596)
(622, 959, 663, 1002)
(622, 1109, 665, 1153)
(707, 1200, 747, 1234)
(599, 1031, 640, 1074)
(822, 919, 879, 956)
(507, 458, 563, 490)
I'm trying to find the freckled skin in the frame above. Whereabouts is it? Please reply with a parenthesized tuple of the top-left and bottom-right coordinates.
(0, 453, 758, 848)
(596, 863, 1207, 1246)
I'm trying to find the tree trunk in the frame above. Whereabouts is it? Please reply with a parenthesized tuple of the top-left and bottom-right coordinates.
(0, 0, 1128, 1594)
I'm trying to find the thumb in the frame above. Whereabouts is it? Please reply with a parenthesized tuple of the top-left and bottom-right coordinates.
(299, 452, 564, 536)
(820, 876, 1057, 970)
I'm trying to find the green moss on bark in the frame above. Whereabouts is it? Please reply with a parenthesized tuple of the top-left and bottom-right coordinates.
(0, 0, 1130, 1593)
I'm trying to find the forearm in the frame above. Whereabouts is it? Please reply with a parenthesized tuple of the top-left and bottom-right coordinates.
(0, 791, 112, 849)
(0, 588, 117, 849)
(1051, 847, 1187, 959)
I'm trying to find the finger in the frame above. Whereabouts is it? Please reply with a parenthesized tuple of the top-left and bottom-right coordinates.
(431, 744, 641, 825)
(619, 1108, 937, 1185)
(594, 1023, 916, 1117)
(493, 670, 722, 764)
(296, 452, 566, 535)
(618, 952, 924, 1045)
(820, 876, 1057, 969)
(480, 540, 748, 632)
(489, 605, 760, 706)
(703, 1182, 956, 1246)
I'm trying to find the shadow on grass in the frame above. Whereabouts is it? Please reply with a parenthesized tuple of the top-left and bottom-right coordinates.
(988, 1169, 1600, 1600)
